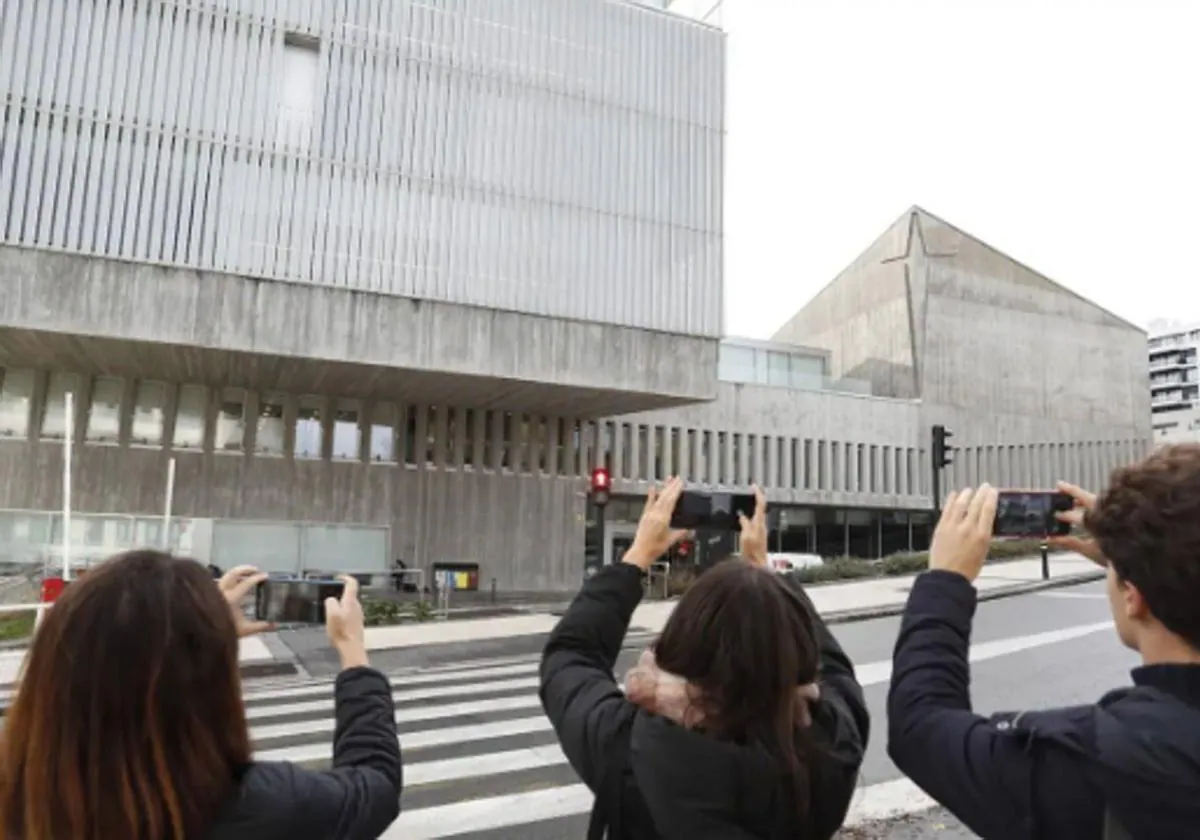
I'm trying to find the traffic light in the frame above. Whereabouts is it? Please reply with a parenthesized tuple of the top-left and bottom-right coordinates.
(932, 424, 955, 470)
(590, 467, 611, 507)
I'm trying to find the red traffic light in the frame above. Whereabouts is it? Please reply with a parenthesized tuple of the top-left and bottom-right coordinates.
(590, 468, 610, 490)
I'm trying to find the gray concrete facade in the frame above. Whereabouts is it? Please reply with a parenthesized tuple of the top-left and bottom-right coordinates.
(772, 207, 1153, 492)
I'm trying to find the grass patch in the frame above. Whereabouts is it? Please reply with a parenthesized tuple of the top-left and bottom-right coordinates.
(0, 609, 37, 642)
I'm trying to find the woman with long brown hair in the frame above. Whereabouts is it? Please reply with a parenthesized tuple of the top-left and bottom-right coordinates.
(0, 550, 402, 840)
(540, 478, 869, 839)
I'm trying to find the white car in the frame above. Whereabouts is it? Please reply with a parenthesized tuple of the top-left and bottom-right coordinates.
(766, 553, 825, 574)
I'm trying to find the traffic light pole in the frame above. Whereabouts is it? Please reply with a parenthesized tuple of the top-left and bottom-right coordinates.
(931, 460, 942, 517)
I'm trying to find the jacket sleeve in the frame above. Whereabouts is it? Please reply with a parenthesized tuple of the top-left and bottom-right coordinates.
(780, 574, 870, 751)
(886, 570, 1101, 839)
(539, 563, 641, 792)
(290, 666, 403, 840)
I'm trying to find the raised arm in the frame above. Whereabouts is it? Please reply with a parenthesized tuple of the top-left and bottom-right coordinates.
(887, 487, 1101, 838)
(539, 563, 642, 791)
(540, 477, 689, 791)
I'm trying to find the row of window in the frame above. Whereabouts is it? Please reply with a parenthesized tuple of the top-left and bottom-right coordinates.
(0, 368, 1143, 497)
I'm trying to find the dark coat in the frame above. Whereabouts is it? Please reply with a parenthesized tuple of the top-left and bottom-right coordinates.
(539, 563, 869, 839)
(888, 570, 1200, 839)
(205, 666, 403, 840)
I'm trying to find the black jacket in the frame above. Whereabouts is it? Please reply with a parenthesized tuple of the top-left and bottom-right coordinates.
(888, 570, 1200, 839)
(539, 563, 869, 840)
(205, 666, 403, 840)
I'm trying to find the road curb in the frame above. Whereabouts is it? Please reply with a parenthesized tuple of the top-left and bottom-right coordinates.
(821, 570, 1107, 627)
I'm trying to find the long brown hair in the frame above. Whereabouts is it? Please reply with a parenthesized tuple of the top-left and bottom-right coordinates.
(654, 559, 820, 831)
(0, 550, 251, 840)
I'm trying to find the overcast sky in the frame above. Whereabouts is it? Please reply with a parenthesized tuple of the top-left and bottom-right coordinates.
(706, 0, 1199, 340)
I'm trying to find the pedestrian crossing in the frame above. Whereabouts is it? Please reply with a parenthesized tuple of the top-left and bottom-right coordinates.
(246, 653, 587, 839)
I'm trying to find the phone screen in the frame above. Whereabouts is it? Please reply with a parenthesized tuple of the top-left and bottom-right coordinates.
(670, 491, 755, 531)
(993, 491, 1073, 539)
(254, 579, 344, 624)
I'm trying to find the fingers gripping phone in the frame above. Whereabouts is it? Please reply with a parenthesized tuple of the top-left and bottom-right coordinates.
(993, 491, 1073, 539)
(670, 490, 756, 531)
(254, 578, 345, 624)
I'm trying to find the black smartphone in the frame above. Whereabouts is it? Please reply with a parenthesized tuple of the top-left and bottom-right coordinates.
(670, 490, 756, 531)
(254, 578, 345, 624)
(992, 491, 1073, 539)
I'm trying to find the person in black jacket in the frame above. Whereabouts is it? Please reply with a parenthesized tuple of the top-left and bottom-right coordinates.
(0, 550, 402, 840)
(888, 443, 1200, 839)
(541, 478, 869, 839)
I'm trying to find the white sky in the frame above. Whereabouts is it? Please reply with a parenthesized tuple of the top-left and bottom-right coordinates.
(709, 0, 1200, 339)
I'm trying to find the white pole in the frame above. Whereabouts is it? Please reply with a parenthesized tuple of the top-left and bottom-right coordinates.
(163, 457, 176, 551)
(62, 391, 73, 582)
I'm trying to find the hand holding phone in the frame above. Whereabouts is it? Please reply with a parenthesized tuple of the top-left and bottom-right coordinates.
(670, 490, 756, 531)
(325, 575, 367, 668)
(254, 577, 346, 624)
(993, 490, 1073, 539)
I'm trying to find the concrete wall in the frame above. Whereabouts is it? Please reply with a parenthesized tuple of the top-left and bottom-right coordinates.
(0, 246, 718, 415)
(773, 208, 1153, 462)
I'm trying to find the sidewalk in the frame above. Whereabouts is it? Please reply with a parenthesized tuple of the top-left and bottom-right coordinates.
(358, 552, 1103, 652)
(0, 635, 274, 687)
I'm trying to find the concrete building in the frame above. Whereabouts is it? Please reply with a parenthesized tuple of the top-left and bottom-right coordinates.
(0, 3, 1151, 593)
(1148, 322, 1200, 444)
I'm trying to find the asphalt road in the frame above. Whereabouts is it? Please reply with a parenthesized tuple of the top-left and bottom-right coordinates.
(245, 578, 1135, 839)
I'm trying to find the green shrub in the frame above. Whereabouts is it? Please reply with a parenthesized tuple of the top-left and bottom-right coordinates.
(408, 600, 437, 622)
(879, 552, 929, 576)
(362, 599, 404, 627)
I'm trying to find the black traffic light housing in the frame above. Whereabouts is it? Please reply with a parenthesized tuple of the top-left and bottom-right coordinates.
(589, 468, 611, 507)
(932, 424, 955, 470)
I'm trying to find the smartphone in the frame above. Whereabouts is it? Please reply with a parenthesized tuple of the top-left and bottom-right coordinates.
(254, 578, 345, 624)
(992, 491, 1073, 539)
(670, 490, 756, 531)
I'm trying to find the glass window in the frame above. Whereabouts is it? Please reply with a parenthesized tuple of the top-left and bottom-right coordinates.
(602, 422, 615, 474)
(130, 380, 166, 445)
(294, 398, 323, 459)
(717, 432, 727, 484)
(669, 428, 680, 480)
(86, 377, 123, 442)
(533, 417, 548, 472)
(636, 425, 648, 480)
(446, 408, 459, 466)
(481, 410, 495, 468)
(766, 352, 790, 386)
(0, 368, 35, 438)
(214, 389, 247, 452)
(256, 394, 286, 455)
(41, 372, 81, 439)
(425, 406, 439, 466)
(685, 429, 696, 480)
(501, 413, 513, 470)
(403, 406, 417, 465)
(717, 345, 757, 383)
(619, 424, 632, 479)
(332, 400, 360, 460)
(746, 434, 756, 485)
(368, 402, 396, 463)
(173, 384, 207, 449)
(463, 409, 477, 468)
(652, 427, 665, 481)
